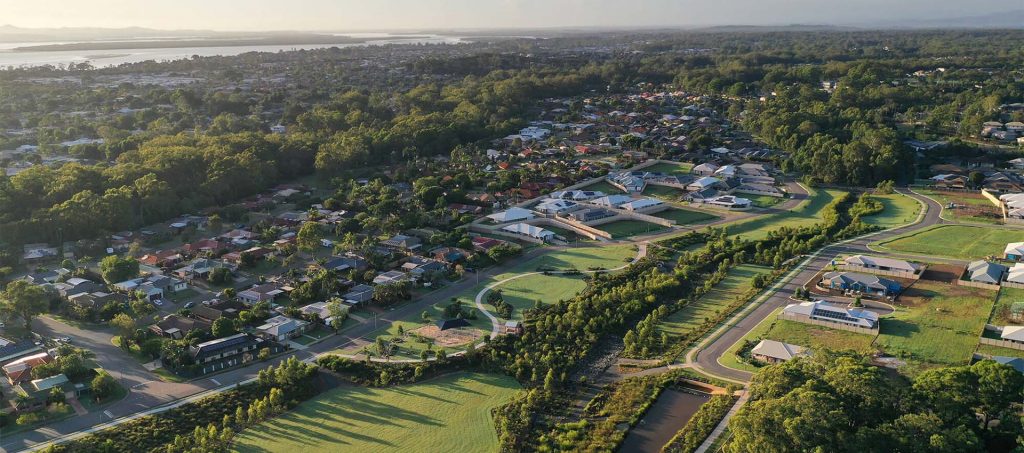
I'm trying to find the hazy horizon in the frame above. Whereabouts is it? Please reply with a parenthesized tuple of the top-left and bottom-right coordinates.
(1, 0, 1019, 33)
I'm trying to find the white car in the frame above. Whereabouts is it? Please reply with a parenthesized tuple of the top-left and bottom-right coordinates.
(152, 299, 164, 306)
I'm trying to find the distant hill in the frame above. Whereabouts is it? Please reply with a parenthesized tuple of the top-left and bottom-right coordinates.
(0, 25, 216, 43)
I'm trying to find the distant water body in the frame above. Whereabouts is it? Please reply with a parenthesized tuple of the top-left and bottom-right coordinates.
(0, 33, 462, 68)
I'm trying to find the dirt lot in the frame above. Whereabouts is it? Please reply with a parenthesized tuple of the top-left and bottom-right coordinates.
(919, 263, 965, 284)
(411, 325, 482, 348)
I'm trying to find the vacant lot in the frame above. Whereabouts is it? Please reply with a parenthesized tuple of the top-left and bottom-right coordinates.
(644, 162, 694, 175)
(644, 184, 685, 201)
(233, 373, 520, 453)
(878, 225, 1020, 260)
(861, 193, 922, 228)
(722, 188, 846, 240)
(745, 194, 785, 208)
(659, 264, 770, 339)
(875, 280, 995, 366)
(599, 220, 667, 238)
(918, 189, 1002, 224)
(652, 208, 719, 225)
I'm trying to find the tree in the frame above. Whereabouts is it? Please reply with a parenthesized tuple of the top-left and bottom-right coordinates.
(0, 280, 48, 334)
(91, 371, 118, 401)
(211, 317, 237, 338)
(99, 255, 139, 284)
(970, 360, 1024, 428)
(969, 171, 985, 189)
(296, 221, 323, 252)
(208, 267, 231, 285)
(326, 298, 348, 331)
(110, 313, 136, 349)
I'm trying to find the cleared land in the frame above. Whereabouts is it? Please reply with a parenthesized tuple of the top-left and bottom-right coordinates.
(918, 188, 1002, 224)
(878, 225, 1021, 260)
(659, 264, 770, 339)
(651, 208, 719, 225)
(861, 193, 922, 228)
(599, 220, 667, 238)
(874, 280, 995, 366)
(233, 373, 521, 453)
(721, 188, 846, 240)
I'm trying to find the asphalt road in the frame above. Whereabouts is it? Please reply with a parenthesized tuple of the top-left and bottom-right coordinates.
(689, 188, 946, 382)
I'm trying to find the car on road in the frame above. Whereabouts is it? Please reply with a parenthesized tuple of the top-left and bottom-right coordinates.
(184, 301, 195, 309)
(56, 336, 72, 343)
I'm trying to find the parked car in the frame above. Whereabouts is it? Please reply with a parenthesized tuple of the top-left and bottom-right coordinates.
(152, 299, 164, 306)
(184, 301, 195, 309)
(56, 336, 71, 344)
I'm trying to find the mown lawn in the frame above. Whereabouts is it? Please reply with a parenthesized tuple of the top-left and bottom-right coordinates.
(233, 373, 521, 453)
(652, 208, 719, 225)
(722, 188, 846, 240)
(878, 225, 1021, 260)
(599, 220, 667, 238)
(745, 194, 785, 208)
(763, 319, 878, 354)
(874, 281, 996, 365)
(644, 162, 694, 175)
(861, 193, 922, 228)
(658, 264, 770, 338)
(644, 184, 685, 201)
(488, 273, 588, 321)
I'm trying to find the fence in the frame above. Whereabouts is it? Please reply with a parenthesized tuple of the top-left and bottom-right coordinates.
(979, 337, 1024, 351)
(777, 312, 879, 335)
(529, 217, 612, 240)
(955, 278, 1002, 291)
(837, 264, 925, 280)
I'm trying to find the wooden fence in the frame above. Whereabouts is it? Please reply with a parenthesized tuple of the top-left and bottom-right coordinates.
(955, 278, 1002, 291)
(979, 337, 1024, 351)
(838, 264, 925, 280)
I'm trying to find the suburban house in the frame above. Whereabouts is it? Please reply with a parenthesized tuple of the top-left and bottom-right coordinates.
(373, 270, 410, 285)
(8, 373, 77, 413)
(1006, 264, 1024, 284)
(24, 269, 68, 285)
(139, 250, 184, 268)
(966, 260, 1008, 284)
(1001, 326, 1024, 345)
(186, 333, 279, 376)
(430, 247, 471, 264)
(568, 208, 616, 222)
(750, 339, 807, 364)
(239, 283, 285, 304)
(487, 207, 536, 224)
(471, 236, 509, 253)
(687, 176, 724, 192)
(705, 195, 752, 210)
(535, 199, 581, 215)
(255, 315, 311, 342)
(984, 172, 1024, 193)
(592, 195, 634, 208)
(993, 356, 1024, 373)
(1005, 243, 1024, 261)
(821, 271, 902, 297)
(113, 275, 188, 302)
(52, 277, 104, 298)
(191, 299, 244, 322)
(502, 320, 524, 336)
(843, 255, 921, 276)
(501, 223, 556, 242)
(381, 234, 422, 251)
(342, 284, 375, 305)
(401, 257, 447, 279)
(2, 352, 52, 385)
(930, 174, 968, 189)
(323, 255, 369, 273)
(781, 301, 879, 330)
(620, 198, 665, 213)
(692, 162, 720, 176)
(149, 314, 212, 339)
(299, 302, 340, 325)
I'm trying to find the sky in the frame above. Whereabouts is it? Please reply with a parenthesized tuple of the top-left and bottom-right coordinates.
(0, 0, 1011, 31)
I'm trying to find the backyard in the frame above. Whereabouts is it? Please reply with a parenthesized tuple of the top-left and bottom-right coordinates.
(651, 208, 719, 225)
(874, 280, 995, 366)
(232, 372, 521, 453)
(989, 286, 1024, 326)
(599, 220, 667, 238)
(877, 225, 1021, 260)
(644, 162, 694, 175)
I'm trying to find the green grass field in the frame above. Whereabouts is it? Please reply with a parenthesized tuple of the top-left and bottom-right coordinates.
(232, 373, 521, 453)
(878, 225, 1021, 260)
(644, 162, 694, 175)
(874, 281, 996, 366)
(976, 343, 1024, 359)
(651, 208, 719, 225)
(658, 264, 770, 339)
(744, 194, 785, 208)
(861, 193, 922, 228)
(989, 286, 1024, 326)
(644, 184, 685, 201)
(722, 188, 846, 240)
(580, 180, 625, 195)
(599, 220, 667, 238)
(488, 273, 588, 321)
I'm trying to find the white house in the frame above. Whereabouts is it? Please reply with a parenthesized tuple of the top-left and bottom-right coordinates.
(692, 163, 720, 176)
(705, 195, 751, 210)
(501, 223, 556, 241)
(687, 176, 723, 192)
(781, 301, 879, 329)
(487, 207, 536, 223)
(750, 340, 807, 364)
(591, 195, 634, 208)
(619, 198, 665, 213)
(535, 199, 581, 215)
